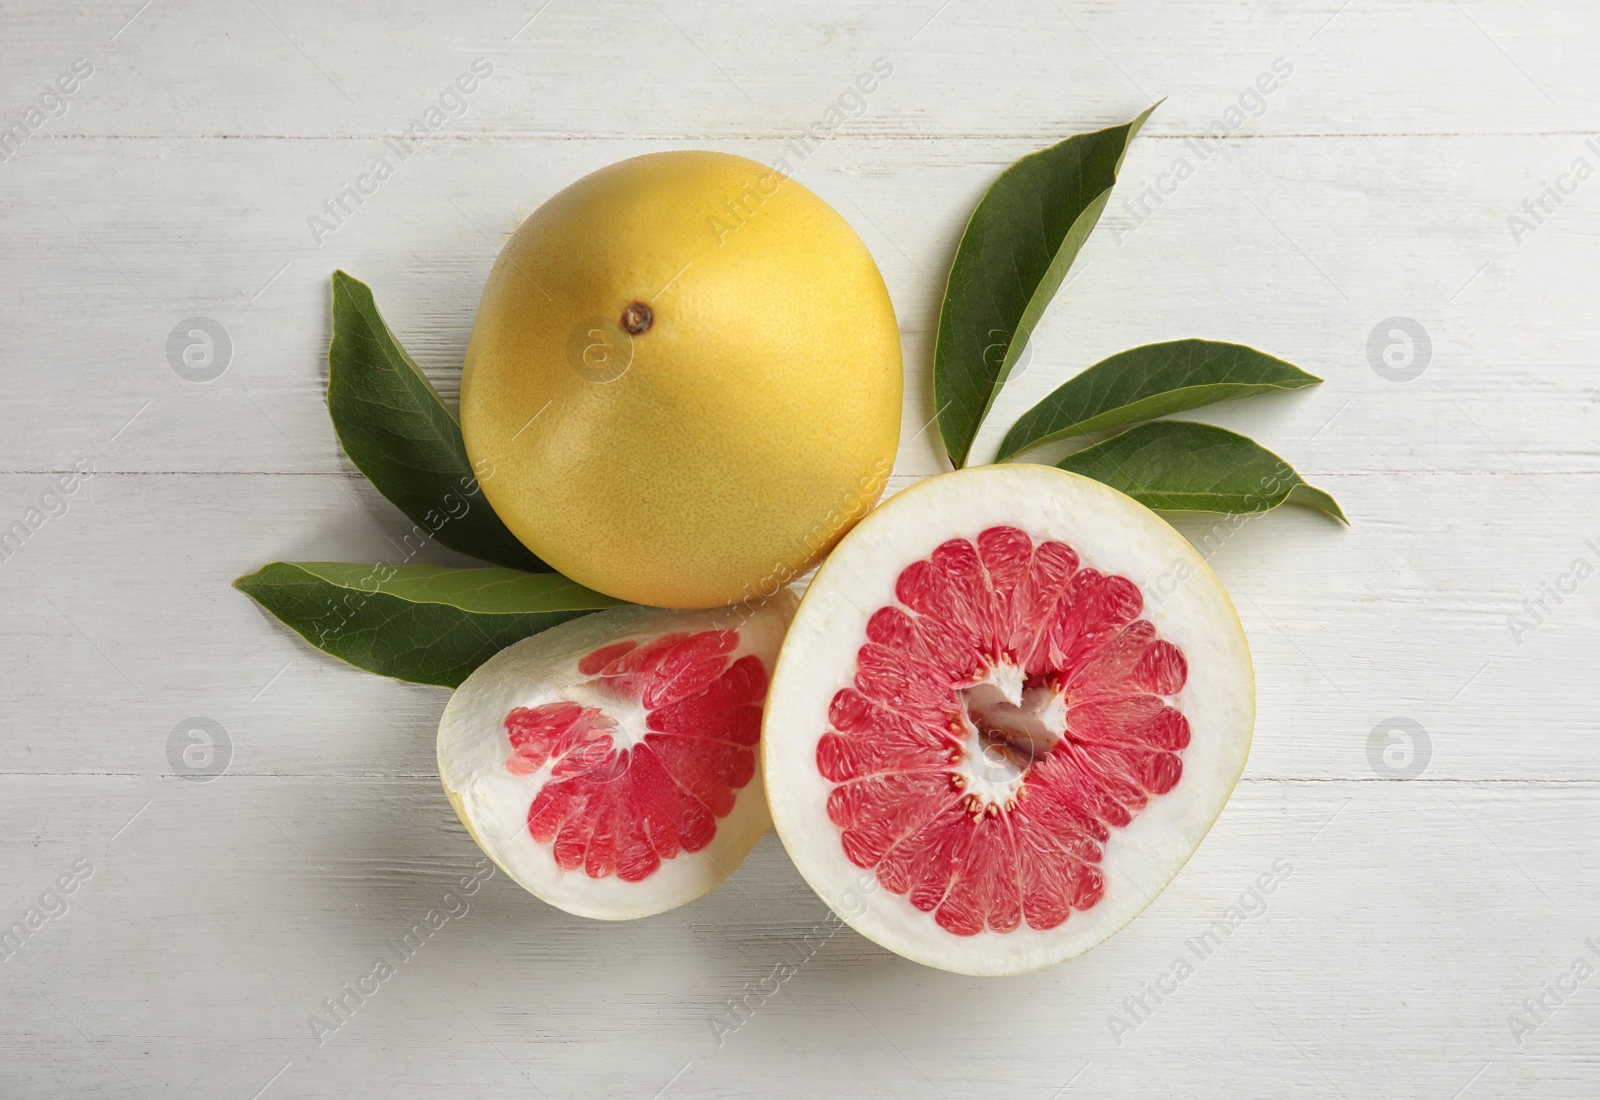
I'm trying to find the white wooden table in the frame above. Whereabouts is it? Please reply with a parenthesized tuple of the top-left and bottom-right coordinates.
(4, 1, 1597, 1095)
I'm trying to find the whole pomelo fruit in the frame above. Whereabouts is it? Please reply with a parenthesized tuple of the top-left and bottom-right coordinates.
(461, 151, 903, 609)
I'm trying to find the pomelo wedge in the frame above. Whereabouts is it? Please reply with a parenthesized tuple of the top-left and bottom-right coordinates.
(763, 465, 1254, 974)
(439, 594, 796, 919)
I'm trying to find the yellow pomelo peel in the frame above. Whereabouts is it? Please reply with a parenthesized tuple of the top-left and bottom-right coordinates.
(462, 151, 903, 608)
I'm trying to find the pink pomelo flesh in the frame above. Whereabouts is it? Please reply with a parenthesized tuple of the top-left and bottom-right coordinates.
(504, 631, 767, 883)
(820, 527, 1190, 936)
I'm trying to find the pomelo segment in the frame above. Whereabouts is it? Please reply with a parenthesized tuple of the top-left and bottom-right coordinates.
(439, 593, 796, 920)
(763, 465, 1253, 975)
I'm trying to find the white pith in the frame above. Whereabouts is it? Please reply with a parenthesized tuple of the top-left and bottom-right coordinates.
(560, 680, 647, 749)
(438, 592, 798, 921)
(950, 658, 1067, 812)
(761, 465, 1255, 976)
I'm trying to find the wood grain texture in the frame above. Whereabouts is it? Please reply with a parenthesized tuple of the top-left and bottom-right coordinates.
(3, 0, 1597, 1096)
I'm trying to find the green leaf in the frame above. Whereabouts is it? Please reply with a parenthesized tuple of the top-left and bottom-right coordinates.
(234, 562, 625, 687)
(328, 271, 548, 572)
(1055, 420, 1347, 522)
(934, 103, 1158, 468)
(996, 340, 1322, 461)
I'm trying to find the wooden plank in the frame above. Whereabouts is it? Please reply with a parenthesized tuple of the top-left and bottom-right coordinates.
(1, 776, 1593, 1097)
(1, 0, 1593, 139)
(2, 133, 1598, 478)
(0, 468, 1594, 783)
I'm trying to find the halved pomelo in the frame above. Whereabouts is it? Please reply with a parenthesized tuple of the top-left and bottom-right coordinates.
(762, 465, 1254, 975)
(439, 594, 796, 920)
